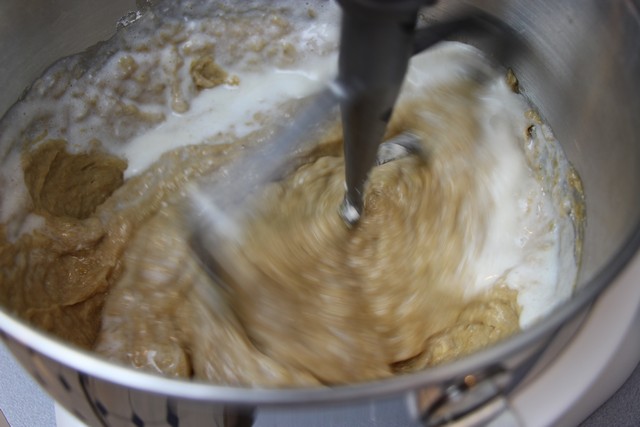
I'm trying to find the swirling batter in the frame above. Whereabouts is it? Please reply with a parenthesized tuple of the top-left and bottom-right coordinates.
(0, 0, 583, 387)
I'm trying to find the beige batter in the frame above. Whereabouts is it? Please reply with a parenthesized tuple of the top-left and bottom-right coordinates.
(94, 78, 520, 386)
(0, 0, 589, 395)
(0, 74, 522, 386)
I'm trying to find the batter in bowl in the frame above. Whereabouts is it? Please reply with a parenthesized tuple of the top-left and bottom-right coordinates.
(0, 0, 584, 386)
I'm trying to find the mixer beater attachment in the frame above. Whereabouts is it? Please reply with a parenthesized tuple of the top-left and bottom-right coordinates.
(187, 0, 516, 281)
(336, 0, 515, 225)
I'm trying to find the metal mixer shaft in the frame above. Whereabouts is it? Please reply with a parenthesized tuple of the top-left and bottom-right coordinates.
(336, 0, 434, 225)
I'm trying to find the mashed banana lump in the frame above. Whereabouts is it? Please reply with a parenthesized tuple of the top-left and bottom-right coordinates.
(0, 0, 583, 387)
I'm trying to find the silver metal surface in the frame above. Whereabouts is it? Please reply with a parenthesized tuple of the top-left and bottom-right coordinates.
(375, 133, 424, 166)
(1, 0, 640, 426)
(337, 0, 421, 225)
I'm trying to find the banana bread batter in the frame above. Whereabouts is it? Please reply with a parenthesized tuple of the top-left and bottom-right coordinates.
(0, 0, 583, 387)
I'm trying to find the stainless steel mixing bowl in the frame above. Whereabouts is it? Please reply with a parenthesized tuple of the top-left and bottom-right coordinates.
(1, 0, 639, 426)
